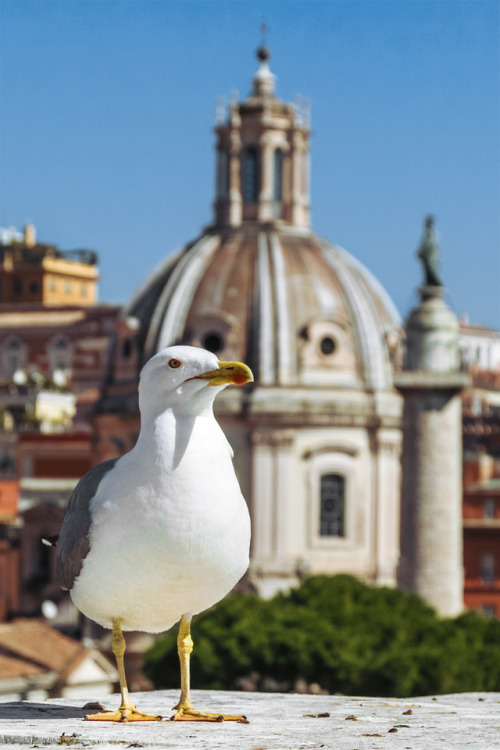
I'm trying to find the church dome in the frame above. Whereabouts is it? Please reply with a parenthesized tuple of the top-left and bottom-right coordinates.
(118, 50, 401, 395)
(125, 225, 400, 391)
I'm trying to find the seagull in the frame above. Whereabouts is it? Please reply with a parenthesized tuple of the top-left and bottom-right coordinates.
(55, 345, 253, 723)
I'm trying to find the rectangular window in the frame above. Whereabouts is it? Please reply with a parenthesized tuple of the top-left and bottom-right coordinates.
(482, 604, 497, 618)
(484, 498, 496, 519)
(7, 355, 20, 378)
(320, 473, 345, 537)
(481, 553, 495, 583)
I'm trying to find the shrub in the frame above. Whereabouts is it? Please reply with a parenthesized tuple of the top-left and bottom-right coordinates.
(143, 575, 500, 697)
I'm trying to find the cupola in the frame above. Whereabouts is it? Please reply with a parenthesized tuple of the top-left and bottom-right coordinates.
(213, 47, 310, 228)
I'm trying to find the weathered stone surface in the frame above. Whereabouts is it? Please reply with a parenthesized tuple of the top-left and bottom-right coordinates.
(0, 690, 499, 749)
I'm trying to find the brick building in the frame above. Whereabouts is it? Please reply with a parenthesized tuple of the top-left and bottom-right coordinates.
(462, 321, 500, 616)
(0, 225, 120, 625)
(0, 478, 21, 621)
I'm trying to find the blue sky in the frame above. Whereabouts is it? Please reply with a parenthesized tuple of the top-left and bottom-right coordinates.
(1, 0, 499, 328)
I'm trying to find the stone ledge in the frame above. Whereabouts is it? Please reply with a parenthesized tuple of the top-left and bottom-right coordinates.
(394, 371, 471, 391)
(0, 690, 499, 749)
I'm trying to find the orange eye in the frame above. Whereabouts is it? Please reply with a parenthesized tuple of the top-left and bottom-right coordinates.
(168, 358, 182, 369)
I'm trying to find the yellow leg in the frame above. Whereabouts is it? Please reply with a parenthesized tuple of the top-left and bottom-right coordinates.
(86, 619, 162, 722)
(171, 615, 249, 723)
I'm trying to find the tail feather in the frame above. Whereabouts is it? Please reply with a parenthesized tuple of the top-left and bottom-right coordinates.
(42, 535, 59, 547)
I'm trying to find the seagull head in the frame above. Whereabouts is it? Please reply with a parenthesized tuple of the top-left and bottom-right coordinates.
(138, 345, 254, 417)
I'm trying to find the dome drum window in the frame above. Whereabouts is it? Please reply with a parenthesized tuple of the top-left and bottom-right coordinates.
(202, 332, 224, 354)
(299, 316, 358, 384)
(319, 336, 336, 356)
(186, 316, 232, 358)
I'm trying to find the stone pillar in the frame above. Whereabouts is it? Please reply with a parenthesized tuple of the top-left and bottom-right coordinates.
(396, 285, 470, 616)
(258, 135, 274, 222)
(373, 433, 402, 586)
(228, 128, 242, 227)
(249, 430, 296, 597)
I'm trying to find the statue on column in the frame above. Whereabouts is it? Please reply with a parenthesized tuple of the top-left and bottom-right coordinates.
(417, 215, 443, 287)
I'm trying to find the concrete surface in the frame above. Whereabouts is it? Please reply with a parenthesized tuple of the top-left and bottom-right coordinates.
(0, 689, 499, 749)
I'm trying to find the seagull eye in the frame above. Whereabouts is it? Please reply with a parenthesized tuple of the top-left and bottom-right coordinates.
(168, 358, 182, 369)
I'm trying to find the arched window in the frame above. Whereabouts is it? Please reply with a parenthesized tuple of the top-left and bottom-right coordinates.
(3, 337, 26, 379)
(122, 338, 133, 359)
(273, 148, 284, 202)
(48, 335, 73, 376)
(242, 146, 259, 203)
(320, 473, 345, 537)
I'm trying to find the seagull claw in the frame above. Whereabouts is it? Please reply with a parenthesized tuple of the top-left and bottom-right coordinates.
(86, 706, 162, 722)
(171, 705, 249, 723)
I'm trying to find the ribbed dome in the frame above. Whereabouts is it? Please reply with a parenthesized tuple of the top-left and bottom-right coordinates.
(125, 225, 401, 391)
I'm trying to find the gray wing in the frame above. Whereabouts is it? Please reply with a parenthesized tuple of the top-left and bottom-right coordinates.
(55, 458, 119, 591)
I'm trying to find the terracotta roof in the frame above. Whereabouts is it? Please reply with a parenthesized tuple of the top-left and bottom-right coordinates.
(0, 652, 47, 679)
(0, 619, 84, 675)
(460, 321, 500, 337)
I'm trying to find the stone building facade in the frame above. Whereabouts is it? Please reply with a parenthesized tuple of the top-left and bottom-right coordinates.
(461, 322, 500, 616)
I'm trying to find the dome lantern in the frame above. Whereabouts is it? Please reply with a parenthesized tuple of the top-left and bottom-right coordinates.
(213, 49, 310, 229)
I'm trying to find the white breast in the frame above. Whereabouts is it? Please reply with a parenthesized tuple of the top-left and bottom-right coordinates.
(70, 412, 251, 633)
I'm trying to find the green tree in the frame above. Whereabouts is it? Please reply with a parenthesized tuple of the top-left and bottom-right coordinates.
(143, 575, 500, 697)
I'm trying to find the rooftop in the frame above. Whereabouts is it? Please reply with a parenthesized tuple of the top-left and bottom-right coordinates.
(0, 224, 98, 267)
(0, 619, 85, 676)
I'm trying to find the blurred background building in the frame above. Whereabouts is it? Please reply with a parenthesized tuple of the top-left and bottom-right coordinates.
(0, 225, 121, 695)
(0, 45, 498, 696)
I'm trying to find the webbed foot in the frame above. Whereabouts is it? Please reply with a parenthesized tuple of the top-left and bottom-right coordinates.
(171, 703, 249, 723)
(86, 705, 162, 722)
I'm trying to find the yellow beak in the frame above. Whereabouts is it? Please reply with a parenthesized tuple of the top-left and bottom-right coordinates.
(196, 361, 254, 387)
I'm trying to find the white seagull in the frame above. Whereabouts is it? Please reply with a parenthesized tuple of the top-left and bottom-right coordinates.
(55, 345, 253, 722)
